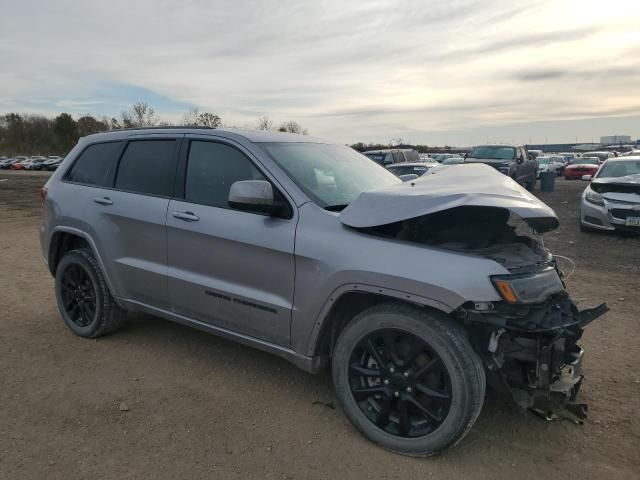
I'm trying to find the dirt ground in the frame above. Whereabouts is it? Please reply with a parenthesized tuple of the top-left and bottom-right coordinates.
(1, 170, 638, 480)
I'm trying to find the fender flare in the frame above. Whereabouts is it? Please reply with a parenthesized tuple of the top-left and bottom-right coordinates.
(305, 283, 458, 357)
(49, 226, 116, 294)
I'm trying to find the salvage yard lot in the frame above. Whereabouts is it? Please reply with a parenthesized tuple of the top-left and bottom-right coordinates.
(1, 170, 638, 480)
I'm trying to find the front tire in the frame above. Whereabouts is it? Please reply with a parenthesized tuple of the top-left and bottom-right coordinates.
(332, 303, 485, 456)
(55, 249, 125, 338)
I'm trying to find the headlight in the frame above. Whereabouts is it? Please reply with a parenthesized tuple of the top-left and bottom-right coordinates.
(491, 268, 564, 304)
(585, 187, 604, 206)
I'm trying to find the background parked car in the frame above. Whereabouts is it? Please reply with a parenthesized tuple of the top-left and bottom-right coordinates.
(362, 149, 421, 166)
(527, 149, 544, 159)
(0, 158, 17, 169)
(582, 151, 614, 163)
(386, 161, 439, 177)
(464, 144, 538, 189)
(564, 157, 600, 179)
(548, 155, 566, 176)
(42, 156, 63, 171)
(26, 156, 48, 170)
(9, 156, 30, 170)
(431, 153, 462, 163)
(536, 156, 559, 177)
(442, 157, 464, 165)
(580, 156, 640, 232)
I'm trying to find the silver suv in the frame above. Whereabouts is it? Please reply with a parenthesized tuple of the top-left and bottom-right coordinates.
(40, 128, 607, 456)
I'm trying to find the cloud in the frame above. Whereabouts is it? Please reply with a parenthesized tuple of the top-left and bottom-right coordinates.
(0, 0, 639, 144)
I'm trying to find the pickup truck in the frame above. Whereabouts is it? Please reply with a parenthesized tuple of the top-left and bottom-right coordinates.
(464, 144, 538, 190)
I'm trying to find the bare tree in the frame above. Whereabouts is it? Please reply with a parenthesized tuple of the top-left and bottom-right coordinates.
(256, 116, 274, 130)
(120, 102, 158, 128)
(196, 112, 221, 128)
(182, 108, 199, 126)
(277, 120, 308, 135)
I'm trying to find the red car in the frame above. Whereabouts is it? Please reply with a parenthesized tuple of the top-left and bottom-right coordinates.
(564, 157, 600, 180)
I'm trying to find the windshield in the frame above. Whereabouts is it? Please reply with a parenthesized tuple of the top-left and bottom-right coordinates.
(597, 160, 640, 178)
(468, 146, 515, 160)
(538, 157, 549, 165)
(259, 143, 401, 208)
(442, 158, 463, 164)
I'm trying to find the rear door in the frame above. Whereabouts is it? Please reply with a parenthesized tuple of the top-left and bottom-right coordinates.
(75, 136, 181, 309)
(166, 137, 296, 345)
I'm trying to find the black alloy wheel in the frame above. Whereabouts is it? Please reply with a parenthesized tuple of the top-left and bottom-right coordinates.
(59, 263, 97, 327)
(54, 249, 125, 338)
(348, 328, 452, 438)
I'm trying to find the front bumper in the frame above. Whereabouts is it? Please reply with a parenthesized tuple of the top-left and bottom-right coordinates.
(458, 293, 608, 415)
(581, 196, 640, 232)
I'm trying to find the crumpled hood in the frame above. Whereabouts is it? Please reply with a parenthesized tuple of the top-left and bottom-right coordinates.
(340, 163, 560, 232)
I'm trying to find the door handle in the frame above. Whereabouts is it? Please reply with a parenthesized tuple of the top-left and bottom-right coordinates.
(173, 211, 200, 222)
(93, 197, 113, 206)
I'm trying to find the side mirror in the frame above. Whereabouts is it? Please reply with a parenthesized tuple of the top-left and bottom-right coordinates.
(517, 155, 524, 164)
(398, 174, 419, 182)
(464, 152, 468, 159)
(228, 180, 283, 215)
(581, 175, 592, 181)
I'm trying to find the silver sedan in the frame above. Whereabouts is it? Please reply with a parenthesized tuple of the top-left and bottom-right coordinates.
(580, 157, 640, 232)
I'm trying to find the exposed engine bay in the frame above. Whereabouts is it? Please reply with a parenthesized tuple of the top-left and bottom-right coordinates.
(365, 205, 551, 270)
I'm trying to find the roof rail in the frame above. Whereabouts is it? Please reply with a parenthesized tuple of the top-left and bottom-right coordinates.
(113, 126, 215, 132)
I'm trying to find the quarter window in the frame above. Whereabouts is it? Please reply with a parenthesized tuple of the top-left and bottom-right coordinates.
(66, 142, 122, 187)
(185, 141, 267, 209)
(114, 140, 178, 196)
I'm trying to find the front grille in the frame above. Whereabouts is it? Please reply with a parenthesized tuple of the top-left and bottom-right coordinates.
(611, 209, 640, 220)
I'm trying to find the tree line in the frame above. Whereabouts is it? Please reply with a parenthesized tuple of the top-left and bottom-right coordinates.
(0, 102, 309, 156)
(350, 142, 457, 154)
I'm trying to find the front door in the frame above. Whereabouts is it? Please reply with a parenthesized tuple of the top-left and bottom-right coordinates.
(166, 138, 296, 345)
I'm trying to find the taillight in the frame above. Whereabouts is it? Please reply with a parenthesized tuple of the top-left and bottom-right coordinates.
(40, 187, 48, 206)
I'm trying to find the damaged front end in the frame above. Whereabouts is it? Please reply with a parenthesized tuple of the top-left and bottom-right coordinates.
(340, 164, 609, 420)
(457, 294, 608, 421)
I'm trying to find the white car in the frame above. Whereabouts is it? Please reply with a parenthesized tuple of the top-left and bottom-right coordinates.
(536, 156, 559, 177)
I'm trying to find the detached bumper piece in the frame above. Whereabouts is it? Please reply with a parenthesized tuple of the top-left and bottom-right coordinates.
(460, 293, 608, 422)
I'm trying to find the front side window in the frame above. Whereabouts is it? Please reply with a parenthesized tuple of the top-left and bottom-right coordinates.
(66, 142, 122, 187)
(115, 140, 177, 196)
(185, 141, 267, 209)
(259, 143, 400, 209)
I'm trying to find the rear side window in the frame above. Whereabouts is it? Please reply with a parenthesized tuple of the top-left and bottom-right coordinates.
(115, 140, 177, 196)
(66, 142, 122, 187)
(185, 141, 267, 209)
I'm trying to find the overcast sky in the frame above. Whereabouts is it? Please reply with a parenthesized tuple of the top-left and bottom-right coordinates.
(1, 0, 639, 145)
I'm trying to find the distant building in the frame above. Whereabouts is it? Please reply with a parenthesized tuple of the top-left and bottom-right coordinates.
(600, 135, 631, 145)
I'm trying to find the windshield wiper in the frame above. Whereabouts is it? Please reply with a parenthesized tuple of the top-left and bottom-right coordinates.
(324, 204, 349, 212)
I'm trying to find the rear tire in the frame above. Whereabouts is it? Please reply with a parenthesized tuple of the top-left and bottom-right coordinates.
(55, 249, 125, 338)
(332, 303, 485, 456)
